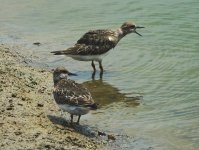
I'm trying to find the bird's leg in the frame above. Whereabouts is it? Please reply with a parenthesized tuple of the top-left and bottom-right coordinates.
(91, 61, 96, 72)
(99, 60, 103, 78)
(70, 114, 73, 125)
(91, 61, 96, 79)
(76, 115, 81, 125)
(99, 60, 103, 72)
(100, 71, 103, 79)
(92, 71, 96, 80)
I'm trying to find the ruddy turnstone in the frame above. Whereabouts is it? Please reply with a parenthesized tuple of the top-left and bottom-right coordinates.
(53, 67, 97, 124)
(51, 21, 144, 74)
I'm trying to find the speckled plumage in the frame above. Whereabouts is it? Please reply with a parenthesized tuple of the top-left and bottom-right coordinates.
(51, 22, 144, 74)
(52, 67, 97, 124)
(53, 79, 93, 106)
(52, 29, 119, 56)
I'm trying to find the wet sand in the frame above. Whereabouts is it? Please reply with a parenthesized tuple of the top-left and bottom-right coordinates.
(0, 44, 103, 150)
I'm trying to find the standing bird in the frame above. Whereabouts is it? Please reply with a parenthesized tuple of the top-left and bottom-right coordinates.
(53, 67, 97, 125)
(51, 21, 144, 76)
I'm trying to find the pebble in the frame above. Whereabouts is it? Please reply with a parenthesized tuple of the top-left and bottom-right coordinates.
(44, 144, 51, 149)
(37, 103, 44, 107)
(12, 93, 17, 97)
(8, 99, 13, 103)
(14, 131, 22, 135)
(98, 131, 106, 136)
(33, 42, 41, 46)
(6, 107, 13, 110)
(17, 103, 23, 106)
(108, 134, 116, 141)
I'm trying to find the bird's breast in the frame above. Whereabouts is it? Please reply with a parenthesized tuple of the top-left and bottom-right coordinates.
(68, 53, 109, 61)
(58, 104, 90, 115)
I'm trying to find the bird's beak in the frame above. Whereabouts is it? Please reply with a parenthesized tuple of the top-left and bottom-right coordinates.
(135, 26, 145, 36)
(68, 72, 77, 76)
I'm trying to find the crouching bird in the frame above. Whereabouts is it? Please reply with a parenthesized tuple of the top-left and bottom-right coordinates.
(53, 67, 98, 125)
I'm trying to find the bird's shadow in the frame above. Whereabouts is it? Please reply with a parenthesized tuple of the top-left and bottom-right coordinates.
(82, 79, 142, 107)
(47, 115, 97, 138)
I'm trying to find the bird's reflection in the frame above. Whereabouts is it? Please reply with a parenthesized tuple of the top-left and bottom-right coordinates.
(82, 79, 141, 107)
(91, 70, 103, 80)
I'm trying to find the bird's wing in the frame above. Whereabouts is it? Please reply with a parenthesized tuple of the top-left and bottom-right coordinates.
(51, 30, 118, 55)
(77, 29, 117, 46)
(59, 44, 112, 55)
(53, 79, 94, 106)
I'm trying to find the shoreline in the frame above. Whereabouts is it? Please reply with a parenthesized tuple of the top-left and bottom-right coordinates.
(0, 43, 159, 150)
(0, 44, 103, 149)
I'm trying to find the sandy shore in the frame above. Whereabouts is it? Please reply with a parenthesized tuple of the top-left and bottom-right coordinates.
(0, 44, 103, 150)
(0, 44, 157, 150)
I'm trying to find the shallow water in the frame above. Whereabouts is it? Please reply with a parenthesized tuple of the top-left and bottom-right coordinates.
(0, 0, 199, 149)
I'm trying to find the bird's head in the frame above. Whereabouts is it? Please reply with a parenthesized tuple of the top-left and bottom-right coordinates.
(121, 21, 144, 36)
(53, 66, 77, 85)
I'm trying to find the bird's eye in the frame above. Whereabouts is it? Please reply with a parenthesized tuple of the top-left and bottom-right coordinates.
(63, 70, 68, 74)
(130, 25, 135, 28)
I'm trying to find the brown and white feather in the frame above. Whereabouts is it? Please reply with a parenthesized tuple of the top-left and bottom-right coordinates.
(53, 79, 94, 106)
(59, 29, 119, 56)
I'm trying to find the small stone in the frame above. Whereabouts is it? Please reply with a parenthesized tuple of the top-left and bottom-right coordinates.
(10, 104, 14, 107)
(37, 112, 44, 117)
(38, 87, 46, 93)
(37, 103, 44, 107)
(21, 97, 26, 101)
(8, 99, 13, 103)
(98, 131, 106, 136)
(34, 132, 41, 138)
(33, 42, 41, 46)
(39, 69, 46, 73)
(12, 93, 17, 97)
(107, 134, 116, 141)
(44, 144, 51, 149)
(7, 114, 14, 117)
(0, 123, 4, 127)
(14, 131, 22, 135)
(17, 103, 23, 106)
(31, 81, 37, 85)
(6, 107, 13, 110)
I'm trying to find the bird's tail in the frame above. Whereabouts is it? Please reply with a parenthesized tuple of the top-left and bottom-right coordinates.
(51, 50, 66, 55)
(85, 103, 99, 110)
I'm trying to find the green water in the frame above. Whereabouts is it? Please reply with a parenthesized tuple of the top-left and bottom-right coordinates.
(0, 0, 199, 149)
